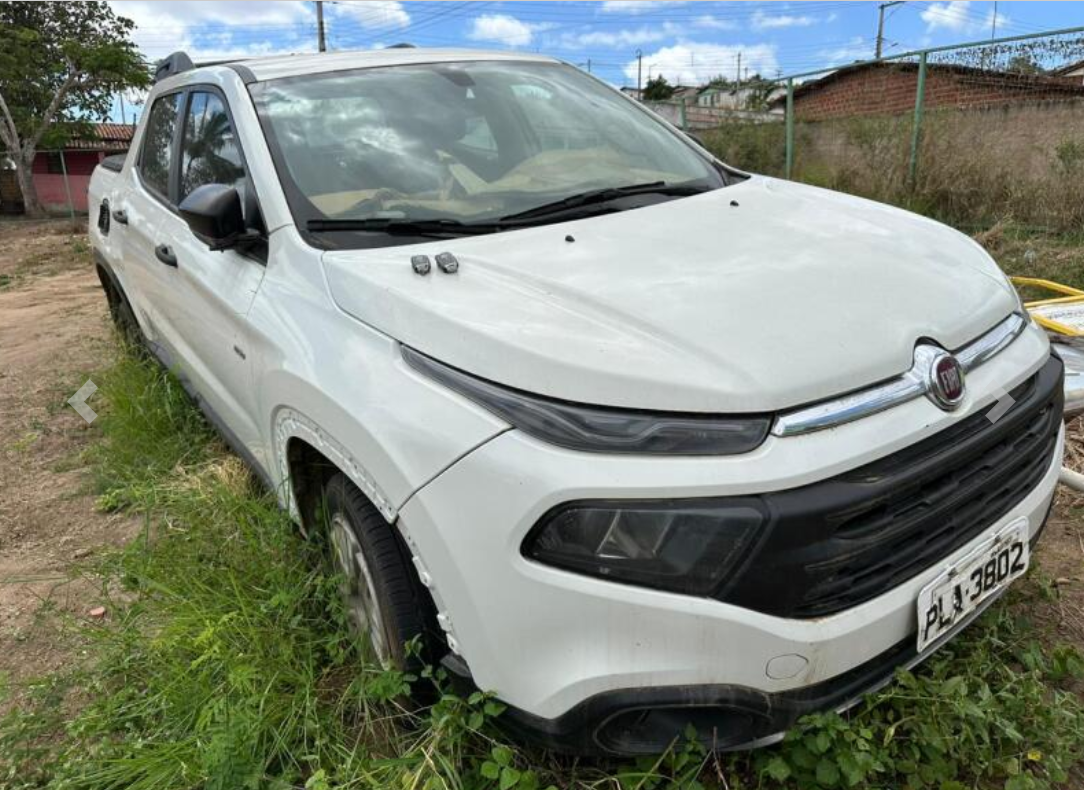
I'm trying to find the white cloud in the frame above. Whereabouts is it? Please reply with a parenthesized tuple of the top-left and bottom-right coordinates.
(109, 0, 314, 61)
(920, 1, 1007, 34)
(468, 14, 555, 48)
(919, 0, 971, 31)
(561, 22, 685, 49)
(624, 43, 779, 86)
(751, 10, 816, 30)
(109, 0, 411, 63)
(329, 1, 409, 30)
(695, 15, 739, 32)
(920, 1, 972, 31)
(559, 13, 734, 51)
(819, 36, 873, 65)
(601, 1, 686, 14)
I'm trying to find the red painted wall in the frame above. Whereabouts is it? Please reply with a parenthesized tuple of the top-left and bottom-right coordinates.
(30, 151, 104, 212)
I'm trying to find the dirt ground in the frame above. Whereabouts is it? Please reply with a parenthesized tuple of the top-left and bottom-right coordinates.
(0, 219, 1082, 720)
(0, 220, 138, 707)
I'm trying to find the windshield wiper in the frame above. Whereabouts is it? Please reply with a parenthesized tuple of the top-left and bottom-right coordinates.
(500, 182, 709, 222)
(305, 182, 712, 237)
(306, 217, 502, 237)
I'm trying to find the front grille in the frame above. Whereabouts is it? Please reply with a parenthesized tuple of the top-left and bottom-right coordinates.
(718, 354, 1063, 619)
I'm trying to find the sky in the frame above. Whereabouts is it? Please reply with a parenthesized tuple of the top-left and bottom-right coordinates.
(106, 0, 1084, 122)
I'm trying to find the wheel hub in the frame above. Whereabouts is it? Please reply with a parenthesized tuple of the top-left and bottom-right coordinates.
(330, 514, 390, 665)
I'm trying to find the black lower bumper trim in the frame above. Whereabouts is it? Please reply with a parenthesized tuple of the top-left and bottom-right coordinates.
(487, 502, 1055, 757)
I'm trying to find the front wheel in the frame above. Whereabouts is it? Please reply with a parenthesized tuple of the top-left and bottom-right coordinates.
(323, 473, 440, 669)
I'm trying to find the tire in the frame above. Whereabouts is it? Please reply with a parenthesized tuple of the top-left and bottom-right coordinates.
(100, 272, 144, 352)
(322, 472, 441, 670)
(115, 296, 145, 351)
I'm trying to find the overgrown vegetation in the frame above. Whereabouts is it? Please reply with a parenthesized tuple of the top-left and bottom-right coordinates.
(703, 107, 1084, 234)
(1, 341, 1084, 788)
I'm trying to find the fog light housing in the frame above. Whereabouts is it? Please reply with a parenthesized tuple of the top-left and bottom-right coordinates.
(523, 498, 766, 595)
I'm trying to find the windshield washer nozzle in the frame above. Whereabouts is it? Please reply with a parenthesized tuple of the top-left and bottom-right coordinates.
(436, 252, 459, 274)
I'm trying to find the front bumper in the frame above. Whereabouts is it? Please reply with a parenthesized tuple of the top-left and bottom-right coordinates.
(480, 511, 1052, 755)
(398, 326, 1062, 754)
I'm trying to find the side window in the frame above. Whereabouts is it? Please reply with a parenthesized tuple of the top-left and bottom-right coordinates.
(180, 92, 246, 202)
(140, 93, 181, 198)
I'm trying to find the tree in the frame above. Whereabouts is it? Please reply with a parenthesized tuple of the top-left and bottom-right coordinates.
(704, 74, 733, 91)
(1006, 53, 1043, 75)
(642, 74, 675, 102)
(0, 1, 148, 217)
(741, 74, 779, 111)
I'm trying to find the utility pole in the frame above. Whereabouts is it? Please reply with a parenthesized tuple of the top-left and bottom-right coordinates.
(587, 58, 591, 74)
(875, 1, 904, 59)
(316, 0, 326, 52)
(736, 51, 742, 90)
(118, 91, 127, 126)
(990, 0, 998, 38)
(636, 49, 643, 97)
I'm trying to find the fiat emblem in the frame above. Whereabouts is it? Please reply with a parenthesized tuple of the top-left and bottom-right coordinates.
(928, 352, 965, 410)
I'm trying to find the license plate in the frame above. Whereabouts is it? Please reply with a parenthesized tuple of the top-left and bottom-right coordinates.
(916, 520, 1029, 653)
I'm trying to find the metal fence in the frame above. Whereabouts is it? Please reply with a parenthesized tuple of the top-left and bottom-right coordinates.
(695, 26, 1084, 233)
(0, 147, 110, 222)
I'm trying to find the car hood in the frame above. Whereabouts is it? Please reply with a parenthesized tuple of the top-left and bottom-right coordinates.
(322, 176, 1017, 412)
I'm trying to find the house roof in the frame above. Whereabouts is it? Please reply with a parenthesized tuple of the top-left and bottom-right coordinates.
(1054, 59, 1084, 76)
(63, 123, 135, 151)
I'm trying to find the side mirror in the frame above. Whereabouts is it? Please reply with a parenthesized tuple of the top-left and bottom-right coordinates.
(179, 183, 255, 251)
(685, 131, 707, 148)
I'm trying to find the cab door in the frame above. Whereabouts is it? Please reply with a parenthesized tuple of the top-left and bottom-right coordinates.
(152, 87, 267, 456)
(118, 90, 182, 341)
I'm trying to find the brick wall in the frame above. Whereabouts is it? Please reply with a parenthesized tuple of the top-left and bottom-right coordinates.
(792, 64, 1084, 121)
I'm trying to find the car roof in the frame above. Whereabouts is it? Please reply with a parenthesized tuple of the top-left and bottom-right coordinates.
(225, 47, 561, 83)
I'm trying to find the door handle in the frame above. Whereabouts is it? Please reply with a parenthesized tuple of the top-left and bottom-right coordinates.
(154, 243, 178, 268)
(111, 208, 128, 225)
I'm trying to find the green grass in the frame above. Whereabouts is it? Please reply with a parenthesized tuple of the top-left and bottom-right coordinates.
(976, 224, 1084, 294)
(2, 337, 1083, 789)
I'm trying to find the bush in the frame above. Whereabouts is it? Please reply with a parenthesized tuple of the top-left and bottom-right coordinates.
(702, 103, 1084, 234)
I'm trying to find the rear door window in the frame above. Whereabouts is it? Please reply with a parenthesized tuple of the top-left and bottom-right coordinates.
(139, 93, 181, 199)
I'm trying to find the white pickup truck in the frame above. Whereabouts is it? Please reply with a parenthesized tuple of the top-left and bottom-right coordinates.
(89, 47, 1065, 756)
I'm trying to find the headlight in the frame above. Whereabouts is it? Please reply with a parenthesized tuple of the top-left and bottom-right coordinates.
(401, 346, 771, 455)
(523, 499, 766, 594)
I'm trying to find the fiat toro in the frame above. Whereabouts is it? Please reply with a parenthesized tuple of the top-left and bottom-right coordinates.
(88, 48, 1065, 755)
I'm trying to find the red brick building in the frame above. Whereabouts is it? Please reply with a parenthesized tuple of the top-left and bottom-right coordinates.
(773, 62, 1084, 121)
(1, 123, 134, 214)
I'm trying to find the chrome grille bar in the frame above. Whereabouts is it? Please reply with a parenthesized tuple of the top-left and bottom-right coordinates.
(772, 313, 1028, 437)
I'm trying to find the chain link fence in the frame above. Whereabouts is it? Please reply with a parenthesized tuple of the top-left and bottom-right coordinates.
(696, 26, 1084, 234)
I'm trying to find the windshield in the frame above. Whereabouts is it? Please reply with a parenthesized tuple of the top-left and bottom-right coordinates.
(249, 60, 725, 244)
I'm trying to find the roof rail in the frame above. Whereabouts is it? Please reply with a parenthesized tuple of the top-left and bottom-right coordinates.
(154, 51, 194, 84)
(386, 42, 416, 49)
